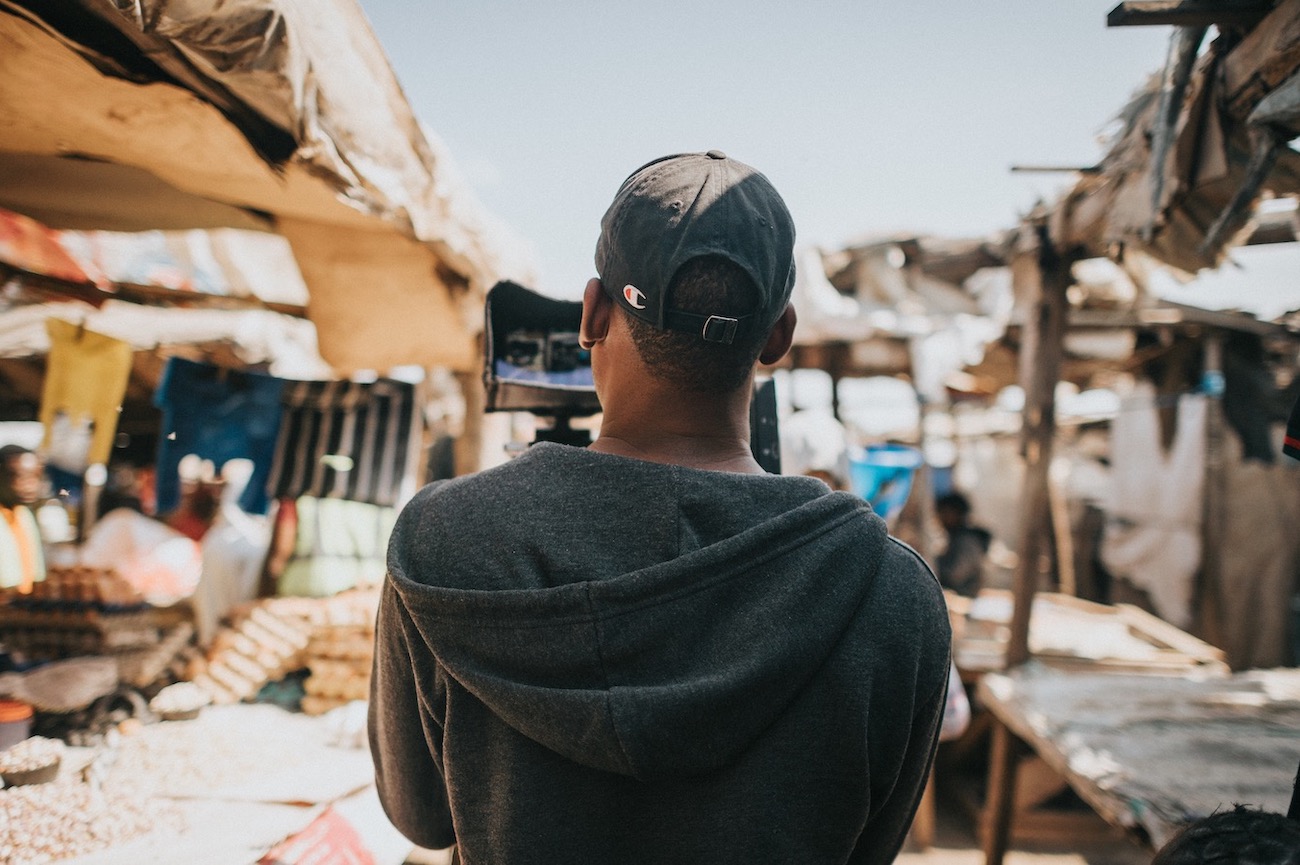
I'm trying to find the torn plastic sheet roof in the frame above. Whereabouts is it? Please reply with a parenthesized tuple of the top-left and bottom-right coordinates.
(16, 0, 530, 290)
(57, 227, 311, 306)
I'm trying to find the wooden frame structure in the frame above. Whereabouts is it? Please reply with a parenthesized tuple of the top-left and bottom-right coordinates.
(980, 4, 1300, 861)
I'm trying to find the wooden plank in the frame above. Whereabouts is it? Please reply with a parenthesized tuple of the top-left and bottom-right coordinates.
(0, 262, 308, 317)
(951, 588, 1229, 675)
(1107, 1, 1273, 28)
(1114, 604, 1226, 664)
(1015, 755, 1071, 812)
(1222, 0, 1300, 114)
(951, 772, 1122, 846)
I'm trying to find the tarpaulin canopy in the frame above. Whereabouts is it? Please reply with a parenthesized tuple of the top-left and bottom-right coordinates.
(0, 0, 533, 373)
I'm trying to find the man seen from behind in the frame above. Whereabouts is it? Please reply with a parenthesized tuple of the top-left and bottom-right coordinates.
(369, 151, 952, 864)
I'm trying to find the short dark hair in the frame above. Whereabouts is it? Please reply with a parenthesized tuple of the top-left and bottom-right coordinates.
(936, 492, 972, 516)
(623, 256, 768, 394)
(0, 444, 31, 473)
(1152, 806, 1300, 865)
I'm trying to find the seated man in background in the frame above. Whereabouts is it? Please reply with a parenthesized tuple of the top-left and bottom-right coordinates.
(0, 445, 45, 592)
(935, 490, 991, 598)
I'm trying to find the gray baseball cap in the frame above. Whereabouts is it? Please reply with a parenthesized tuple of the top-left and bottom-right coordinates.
(594, 150, 796, 345)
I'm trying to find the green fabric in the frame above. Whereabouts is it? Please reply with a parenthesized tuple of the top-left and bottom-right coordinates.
(278, 496, 395, 598)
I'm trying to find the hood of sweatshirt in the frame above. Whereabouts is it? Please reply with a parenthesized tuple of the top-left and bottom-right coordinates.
(386, 442, 892, 781)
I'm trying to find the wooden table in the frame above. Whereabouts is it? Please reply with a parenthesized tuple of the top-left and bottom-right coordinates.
(947, 590, 1228, 679)
(938, 589, 1228, 854)
(977, 663, 1300, 855)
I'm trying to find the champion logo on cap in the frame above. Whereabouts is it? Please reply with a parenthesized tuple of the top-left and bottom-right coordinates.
(623, 285, 647, 310)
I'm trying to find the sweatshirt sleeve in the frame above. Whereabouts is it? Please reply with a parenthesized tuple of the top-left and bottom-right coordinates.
(852, 538, 953, 864)
(369, 573, 456, 850)
(855, 670, 948, 865)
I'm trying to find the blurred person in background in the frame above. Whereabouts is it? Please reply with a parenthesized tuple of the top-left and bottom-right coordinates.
(934, 491, 990, 598)
(0, 445, 45, 592)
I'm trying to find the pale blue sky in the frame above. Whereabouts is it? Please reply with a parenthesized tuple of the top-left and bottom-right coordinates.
(357, 3, 1192, 299)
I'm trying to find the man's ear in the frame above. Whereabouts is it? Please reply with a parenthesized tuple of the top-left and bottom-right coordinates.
(758, 304, 797, 365)
(579, 278, 611, 350)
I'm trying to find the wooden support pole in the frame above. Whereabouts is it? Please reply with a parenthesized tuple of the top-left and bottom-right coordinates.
(912, 766, 938, 851)
(453, 366, 487, 478)
(400, 373, 433, 504)
(1006, 231, 1072, 668)
(982, 226, 1072, 865)
(829, 343, 845, 422)
(915, 431, 937, 565)
(1198, 332, 1227, 649)
(981, 722, 1022, 865)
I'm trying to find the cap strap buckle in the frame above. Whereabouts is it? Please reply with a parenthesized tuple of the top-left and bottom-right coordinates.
(701, 315, 739, 345)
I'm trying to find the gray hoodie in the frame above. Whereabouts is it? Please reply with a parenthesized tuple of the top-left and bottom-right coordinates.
(370, 442, 950, 864)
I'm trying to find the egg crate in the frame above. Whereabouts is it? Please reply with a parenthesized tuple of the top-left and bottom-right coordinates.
(0, 606, 185, 663)
(5, 567, 145, 610)
(191, 602, 313, 706)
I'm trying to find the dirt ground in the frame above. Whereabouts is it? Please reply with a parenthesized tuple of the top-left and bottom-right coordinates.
(897, 793, 1150, 865)
(404, 794, 1152, 865)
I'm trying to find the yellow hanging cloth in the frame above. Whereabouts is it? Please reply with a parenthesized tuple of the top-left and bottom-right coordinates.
(40, 319, 133, 469)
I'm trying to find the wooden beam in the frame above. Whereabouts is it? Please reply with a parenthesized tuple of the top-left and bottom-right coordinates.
(0, 263, 307, 317)
(453, 365, 487, 477)
(1048, 462, 1077, 596)
(1198, 333, 1228, 650)
(113, 281, 307, 318)
(1222, 0, 1300, 114)
(1107, 1, 1273, 28)
(1009, 165, 1101, 174)
(982, 233, 1077, 865)
(1063, 304, 1292, 337)
(1006, 231, 1072, 669)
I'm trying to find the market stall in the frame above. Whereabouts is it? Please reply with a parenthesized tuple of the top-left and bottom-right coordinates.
(0, 0, 533, 374)
(976, 662, 1300, 851)
(0, 2, 524, 862)
(935, 589, 1229, 845)
(976, 3, 1300, 861)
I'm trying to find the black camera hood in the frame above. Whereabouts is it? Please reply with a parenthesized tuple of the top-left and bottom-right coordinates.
(483, 281, 601, 417)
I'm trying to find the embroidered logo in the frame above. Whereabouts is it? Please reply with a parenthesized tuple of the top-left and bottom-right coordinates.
(623, 285, 647, 310)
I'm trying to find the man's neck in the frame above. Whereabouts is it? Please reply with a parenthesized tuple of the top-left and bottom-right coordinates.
(590, 389, 763, 474)
(588, 431, 762, 474)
